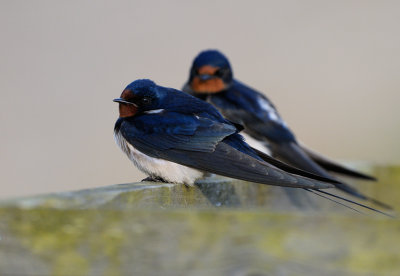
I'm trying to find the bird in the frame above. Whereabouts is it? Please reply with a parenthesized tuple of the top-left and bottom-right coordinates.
(113, 79, 341, 191)
(182, 49, 390, 209)
(113, 79, 394, 217)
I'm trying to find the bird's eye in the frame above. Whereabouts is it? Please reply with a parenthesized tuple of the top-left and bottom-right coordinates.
(194, 69, 200, 75)
(141, 97, 151, 105)
(215, 69, 224, 77)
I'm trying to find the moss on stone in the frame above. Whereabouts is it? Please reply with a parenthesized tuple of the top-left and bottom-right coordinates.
(0, 165, 399, 275)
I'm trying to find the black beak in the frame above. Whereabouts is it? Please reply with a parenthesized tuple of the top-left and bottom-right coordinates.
(113, 98, 138, 107)
(199, 74, 213, 81)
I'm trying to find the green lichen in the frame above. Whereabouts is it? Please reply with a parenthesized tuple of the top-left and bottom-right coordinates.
(0, 165, 399, 275)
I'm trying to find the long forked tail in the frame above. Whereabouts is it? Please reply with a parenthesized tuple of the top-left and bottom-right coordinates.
(299, 143, 377, 181)
(265, 142, 392, 210)
(303, 188, 395, 218)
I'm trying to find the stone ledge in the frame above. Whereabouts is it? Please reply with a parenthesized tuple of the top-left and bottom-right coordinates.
(0, 178, 324, 211)
(0, 165, 398, 276)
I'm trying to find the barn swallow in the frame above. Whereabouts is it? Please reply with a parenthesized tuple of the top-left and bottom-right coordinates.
(113, 79, 341, 191)
(182, 50, 390, 209)
(113, 79, 393, 216)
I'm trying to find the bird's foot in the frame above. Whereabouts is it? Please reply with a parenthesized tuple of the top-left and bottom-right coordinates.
(141, 176, 167, 183)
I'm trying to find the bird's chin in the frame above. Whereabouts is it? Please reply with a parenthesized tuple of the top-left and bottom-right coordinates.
(191, 78, 226, 94)
(119, 103, 138, 118)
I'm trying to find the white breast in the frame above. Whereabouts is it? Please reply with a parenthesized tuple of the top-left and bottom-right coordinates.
(114, 130, 204, 186)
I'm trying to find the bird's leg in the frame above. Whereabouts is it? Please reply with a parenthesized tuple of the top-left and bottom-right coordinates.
(183, 183, 192, 190)
(141, 176, 168, 183)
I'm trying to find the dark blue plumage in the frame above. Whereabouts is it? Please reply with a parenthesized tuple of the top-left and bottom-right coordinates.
(192, 50, 231, 68)
(183, 49, 391, 209)
(208, 80, 296, 143)
(116, 80, 258, 157)
(113, 79, 338, 189)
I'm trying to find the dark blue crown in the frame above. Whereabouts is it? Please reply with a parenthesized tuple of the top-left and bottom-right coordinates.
(193, 50, 231, 69)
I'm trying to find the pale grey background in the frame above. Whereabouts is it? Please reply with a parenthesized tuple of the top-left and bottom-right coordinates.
(1, 1, 399, 198)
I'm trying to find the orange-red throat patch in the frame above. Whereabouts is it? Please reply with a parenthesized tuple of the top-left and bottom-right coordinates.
(118, 89, 138, 118)
(191, 65, 226, 93)
(119, 103, 137, 118)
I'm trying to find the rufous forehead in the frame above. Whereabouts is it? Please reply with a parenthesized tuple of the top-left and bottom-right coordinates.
(120, 89, 134, 100)
(198, 65, 219, 75)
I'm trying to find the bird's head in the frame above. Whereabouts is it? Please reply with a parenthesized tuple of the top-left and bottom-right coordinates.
(113, 79, 162, 118)
(188, 50, 233, 94)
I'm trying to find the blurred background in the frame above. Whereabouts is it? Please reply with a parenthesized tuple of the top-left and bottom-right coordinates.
(1, 0, 399, 199)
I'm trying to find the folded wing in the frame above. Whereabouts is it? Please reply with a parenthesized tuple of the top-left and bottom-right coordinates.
(120, 111, 335, 189)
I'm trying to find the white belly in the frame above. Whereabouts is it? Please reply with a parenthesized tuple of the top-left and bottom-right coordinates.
(114, 131, 204, 186)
